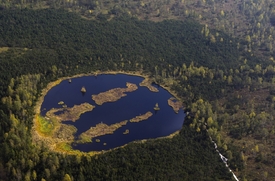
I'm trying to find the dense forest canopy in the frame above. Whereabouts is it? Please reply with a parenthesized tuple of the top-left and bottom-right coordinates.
(1, 0, 275, 180)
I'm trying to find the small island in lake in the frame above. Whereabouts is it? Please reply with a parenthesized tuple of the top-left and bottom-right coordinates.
(92, 82, 138, 105)
(139, 79, 159, 92)
(58, 101, 65, 105)
(45, 103, 95, 122)
(167, 97, 183, 113)
(129, 111, 153, 123)
(81, 86, 86, 93)
(78, 120, 128, 143)
(154, 103, 160, 111)
(123, 129, 129, 134)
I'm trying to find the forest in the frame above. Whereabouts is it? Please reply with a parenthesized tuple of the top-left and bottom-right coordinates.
(1, 0, 275, 181)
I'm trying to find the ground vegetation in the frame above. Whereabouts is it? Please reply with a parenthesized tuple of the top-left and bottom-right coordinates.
(1, 3, 275, 180)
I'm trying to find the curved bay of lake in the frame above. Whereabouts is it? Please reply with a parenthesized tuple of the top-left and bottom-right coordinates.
(41, 74, 185, 152)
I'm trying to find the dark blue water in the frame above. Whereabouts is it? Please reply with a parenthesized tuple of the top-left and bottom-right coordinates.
(41, 74, 185, 152)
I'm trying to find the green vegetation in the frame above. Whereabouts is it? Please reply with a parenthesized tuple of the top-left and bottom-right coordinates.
(33, 102, 95, 151)
(1, 1, 275, 180)
(78, 134, 92, 143)
(0, 8, 241, 181)
(56, 142, 73, 152)
(36, 115, 55, 136)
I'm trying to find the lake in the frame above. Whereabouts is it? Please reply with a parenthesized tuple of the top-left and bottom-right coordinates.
(41, 74, 185, 152)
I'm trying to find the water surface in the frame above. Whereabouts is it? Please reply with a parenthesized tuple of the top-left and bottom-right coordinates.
(41, 74, 185, 152)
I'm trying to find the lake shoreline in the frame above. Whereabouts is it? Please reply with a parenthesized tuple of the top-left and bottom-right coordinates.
(32, 70, 184, 155)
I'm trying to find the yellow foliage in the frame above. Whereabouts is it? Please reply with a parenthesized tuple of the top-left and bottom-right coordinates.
(207, 117, 213, 126)
(255, 144, 259, 152)
(36, 115, 56, 136)
(10, 114, 19, 127)
(196, 127, 200, 132)
(249, 111, 256, 118)
(220, 10, 225, 16)
(0, 47, 9, 53)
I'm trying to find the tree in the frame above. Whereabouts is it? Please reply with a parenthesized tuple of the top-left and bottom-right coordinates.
(51, 65, 58, 77)
(255, 144, 259, 152)
(207, 117, 214, 126)
(227, 75, 232, 85)
(32, 170, 37, 180)
(220, 10, 225, 17)
(254, 64, 262, 74)
(202, 24, 210, 37)
(245, 35, 251, 42)
(263, 171, 268, 180)
(44, 169, 50, 179)
(24, 171, 31, 181)
(226, 150, 233, 160)
(241, 152, 245, 162)
(7, 86, 13, 96)
(62, 174, 72, 181)
(223, 144, 227, 151)
(9, 78, 15, 88)
(210, 34, 216, 43)
(10, 113, 19, 127)
(258, 77, 263, 84)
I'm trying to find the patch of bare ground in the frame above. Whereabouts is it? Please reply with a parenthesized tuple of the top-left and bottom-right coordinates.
(237, 88, 269, 104)
(92, 82, 138, 105)
(217, 88, 269, 111)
